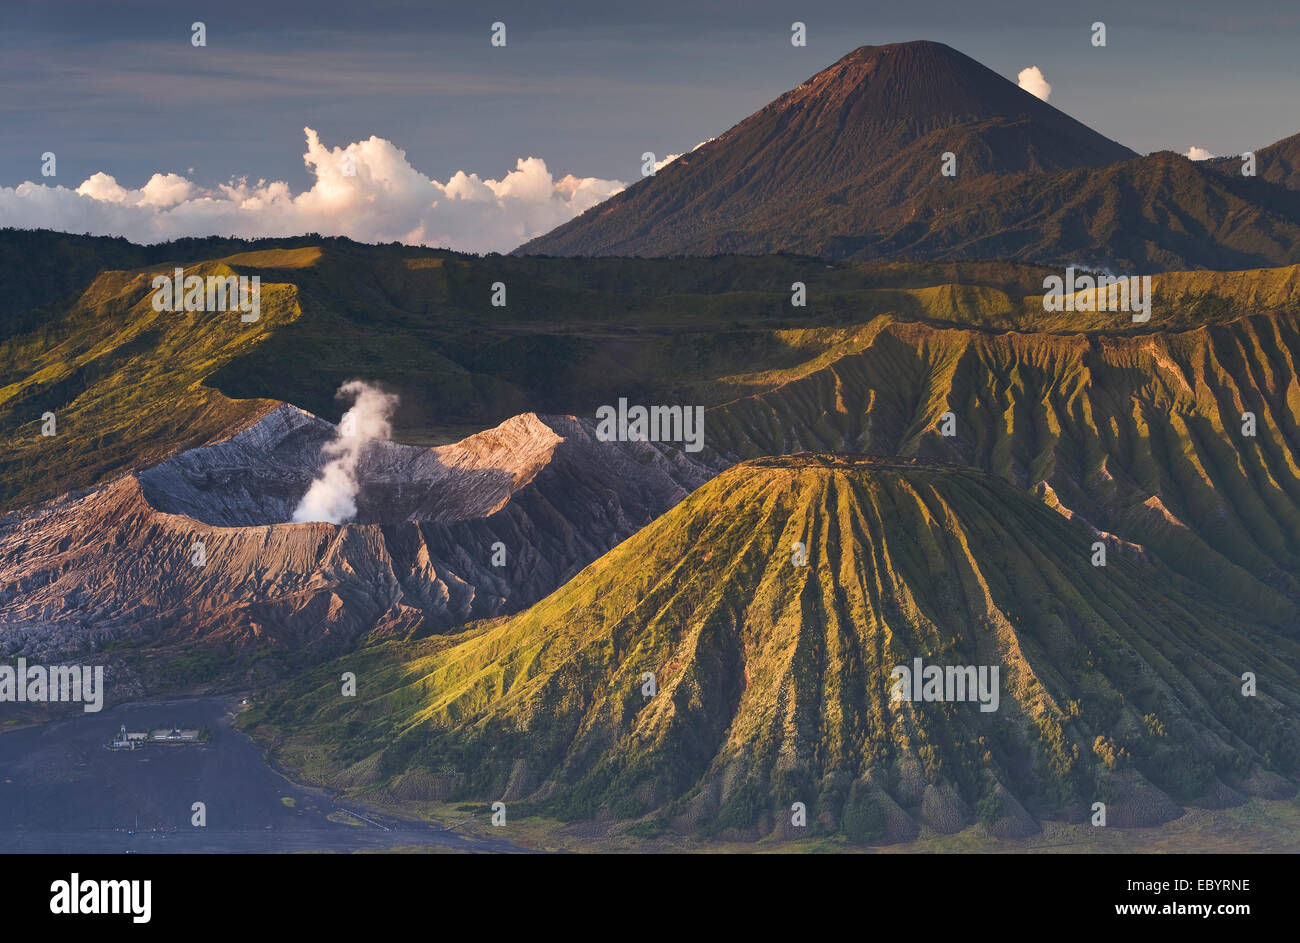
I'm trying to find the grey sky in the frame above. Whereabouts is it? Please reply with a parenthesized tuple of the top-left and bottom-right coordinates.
(2, 0, 1298, 206)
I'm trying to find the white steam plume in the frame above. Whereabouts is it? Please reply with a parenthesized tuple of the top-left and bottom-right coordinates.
(292, 380, 399, 524)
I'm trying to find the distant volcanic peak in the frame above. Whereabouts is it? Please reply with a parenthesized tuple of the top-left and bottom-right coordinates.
(790, 41, 1008, 115)
(517, 40, 1136, 260)
(757, 40, 1113, 144)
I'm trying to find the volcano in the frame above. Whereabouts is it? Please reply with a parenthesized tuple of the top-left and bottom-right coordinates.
(518, 41, 1134, 259)
(253, 455, 1300, 841)
(518, 41, 1300, 272)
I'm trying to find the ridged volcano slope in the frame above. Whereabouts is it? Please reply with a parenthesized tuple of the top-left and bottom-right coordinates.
(518, 41, 1136, 262)
(253, 456, 1300, 841)
(707, 310, 1300, 623)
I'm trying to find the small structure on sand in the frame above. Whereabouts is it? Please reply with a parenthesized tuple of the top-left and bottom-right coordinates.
(109, 723, 206, 750)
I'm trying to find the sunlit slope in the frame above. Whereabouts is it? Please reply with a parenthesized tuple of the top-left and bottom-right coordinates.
(709, 311, 1300, 617)
(6, 229, 1300, 518)
(248, 456, 1300, 840)
(0, 259, 297, 510)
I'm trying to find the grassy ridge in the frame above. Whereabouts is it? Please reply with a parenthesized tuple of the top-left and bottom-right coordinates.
(708, 311, 1300, 619)
(0, 259, 297, 510)
(5, 232, 1298, 511)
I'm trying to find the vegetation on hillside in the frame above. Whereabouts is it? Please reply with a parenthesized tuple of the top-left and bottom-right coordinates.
(243, 457, 1300, 840)
(6, 231, 1298, 511)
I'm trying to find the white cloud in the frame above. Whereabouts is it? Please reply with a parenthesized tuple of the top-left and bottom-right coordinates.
(1185, 146, 1215, 161)
(652, 139, 716, 173)
(0, 128, 625, 253)
(1017, 66, 1051, 102)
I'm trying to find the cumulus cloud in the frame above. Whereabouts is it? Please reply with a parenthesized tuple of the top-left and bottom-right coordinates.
(292, 381, 399, 525)
(1185, 146, 1215, 161)
(0, 129, 625, 253)
(651, 139, 716, 173)
(1017, 66, 1051, 102)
